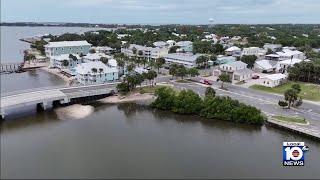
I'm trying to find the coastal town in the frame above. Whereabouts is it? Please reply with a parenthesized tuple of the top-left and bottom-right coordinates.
(2, 0, 320, 179)
(1, 24, 319, 139)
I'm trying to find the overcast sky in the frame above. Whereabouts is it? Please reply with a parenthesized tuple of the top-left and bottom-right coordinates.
(1, 0, 320, 24)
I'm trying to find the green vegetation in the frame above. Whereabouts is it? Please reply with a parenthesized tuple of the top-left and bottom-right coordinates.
(152, 86, 265, 125)
(288, 61, 320, 84)
(219, 74, 231, 89)
(272, 115, 307, 124)
(240, 55, 257, 68)
(250, 82, 320, 101)
(139, 85, 165, 94)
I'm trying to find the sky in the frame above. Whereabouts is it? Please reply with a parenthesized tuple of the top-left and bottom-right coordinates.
(1, 0, 320, 24)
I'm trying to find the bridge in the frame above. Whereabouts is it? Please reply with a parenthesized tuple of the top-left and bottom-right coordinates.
(0, 83, 119, 119)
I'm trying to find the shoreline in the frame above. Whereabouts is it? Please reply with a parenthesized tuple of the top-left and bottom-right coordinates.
(99, 92, 155, 104)
(40, 66, 73, 85)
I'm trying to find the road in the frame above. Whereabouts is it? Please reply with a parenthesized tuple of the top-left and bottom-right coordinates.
(154, 75, 320, 136)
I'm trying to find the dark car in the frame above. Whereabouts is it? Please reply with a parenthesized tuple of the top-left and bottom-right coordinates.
(252, 75, 260, 79)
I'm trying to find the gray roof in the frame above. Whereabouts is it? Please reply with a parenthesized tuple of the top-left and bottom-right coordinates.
(229, 61, 247, 68)
(164, 53, 202, 63)
(234, 68, 253, 75)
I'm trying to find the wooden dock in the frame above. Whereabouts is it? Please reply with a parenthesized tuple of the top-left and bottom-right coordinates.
(266, 118, 320, 141)
(19, 37, 41, 44)
(0, 63, 24, 73)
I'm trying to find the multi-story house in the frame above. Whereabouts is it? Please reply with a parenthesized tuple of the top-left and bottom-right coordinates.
(213, 61, 253, 82)
(75, 61, 119, 85)
(44, 41, 91, 57)
(163, 53, 201, 68)
(121, 44, 168, 60)
(49, 54, 81, 70)
(176, 41, 193, 52)
(276, 49, 305, 60)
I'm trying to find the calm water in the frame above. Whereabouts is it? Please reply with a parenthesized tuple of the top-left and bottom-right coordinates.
(0, 26, 110, 92)
(1, 26, 320, 179)
(1, 103, 320, 179)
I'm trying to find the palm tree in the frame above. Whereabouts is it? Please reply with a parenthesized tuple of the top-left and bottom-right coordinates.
(91, 68, 98, 73)
(62, 60, 69, 69)
(219, 73, 231, 89)
(155, 57, 165, 73)
(99, 57, 108, 64)
(284, 89, 298, 109)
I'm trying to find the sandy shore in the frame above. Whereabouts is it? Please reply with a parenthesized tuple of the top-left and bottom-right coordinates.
(99, 93, 155, 104)
(41, 67, 74, 84)
(55, 104, 94, 120)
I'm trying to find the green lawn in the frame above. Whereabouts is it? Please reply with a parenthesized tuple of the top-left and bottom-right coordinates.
(138, 85, 166, 94)
(272, 115, 307, 124)
(176, 79, 190, 83)
(250, 81, 320, 101)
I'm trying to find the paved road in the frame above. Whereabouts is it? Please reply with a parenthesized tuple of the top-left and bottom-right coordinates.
(167, 80, 320, 136)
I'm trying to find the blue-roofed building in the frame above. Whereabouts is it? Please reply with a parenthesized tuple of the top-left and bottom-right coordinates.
(216, 55, 236, 65)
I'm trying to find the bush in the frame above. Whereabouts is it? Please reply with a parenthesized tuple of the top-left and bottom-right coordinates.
(152, 87, 265, 125)
(278, 100, 288, 108)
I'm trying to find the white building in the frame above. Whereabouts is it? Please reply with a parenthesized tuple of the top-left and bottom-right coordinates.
(49, 54, 81, 70)
(121, 44, 168, 60)
(176, 41, 193, 52)
(276, 49, 305, 60)
(83, 53, 110, 63)
(166, 40, 176, 47)
(242, 47, 260, 56)
(225, 46, 241, 56)
(94, 46, 115, 55)
(75, 61, 118, 85)
(260, 74, 287, 88)
(153, 41, 168, 48)
(163, 53, 202, 68)
(263, 43, 282, 52)
(277, 58, 306, 71)
(45, 41, 91, 57)
(254, 60, 277, 72)
(213, 61, 253, 82)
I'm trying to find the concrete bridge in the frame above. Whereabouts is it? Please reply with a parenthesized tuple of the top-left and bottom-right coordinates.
(0, 83, 119, 119)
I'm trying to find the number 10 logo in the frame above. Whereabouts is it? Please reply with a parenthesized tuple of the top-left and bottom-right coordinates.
(283, 142, 308, 166)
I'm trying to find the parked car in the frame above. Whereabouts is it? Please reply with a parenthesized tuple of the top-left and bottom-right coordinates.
(200, 79, 212, 85)
(252, 75, 260, 79)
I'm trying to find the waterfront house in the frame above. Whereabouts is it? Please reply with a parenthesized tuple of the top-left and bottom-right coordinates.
(94, 46, 115, 55)
(75, 61, 118, 85)
(163, 53, 202, 68)
(49, 54, 81, 70)
(260, 73, 287, 88)
(83, 53, 110, 63)
(176, 41, 193, 52)
(45, 41, 91, 57)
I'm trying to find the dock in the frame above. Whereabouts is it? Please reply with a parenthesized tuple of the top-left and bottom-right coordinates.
(266, 118, 320, 140)
(0, 63, 24, 73)
(19, 37, 41, 44)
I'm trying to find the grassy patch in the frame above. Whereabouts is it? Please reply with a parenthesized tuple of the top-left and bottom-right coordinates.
(250, 81, 320, 101)
(272, 115, 307, 124)
(138, 85, 166, 94)
(176, 79, 190, 83)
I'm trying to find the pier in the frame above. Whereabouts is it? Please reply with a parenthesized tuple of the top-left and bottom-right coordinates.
(0, 63, 24, 73)
(0, 83, 120, 120)
(266, 118, 320, 140)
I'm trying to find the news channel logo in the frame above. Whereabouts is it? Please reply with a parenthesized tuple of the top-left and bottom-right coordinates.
(283, 142, 309, 166)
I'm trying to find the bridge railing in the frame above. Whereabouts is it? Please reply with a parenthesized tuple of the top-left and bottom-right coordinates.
(1, 85, 68, 97)
(1, 82, 121, 97)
